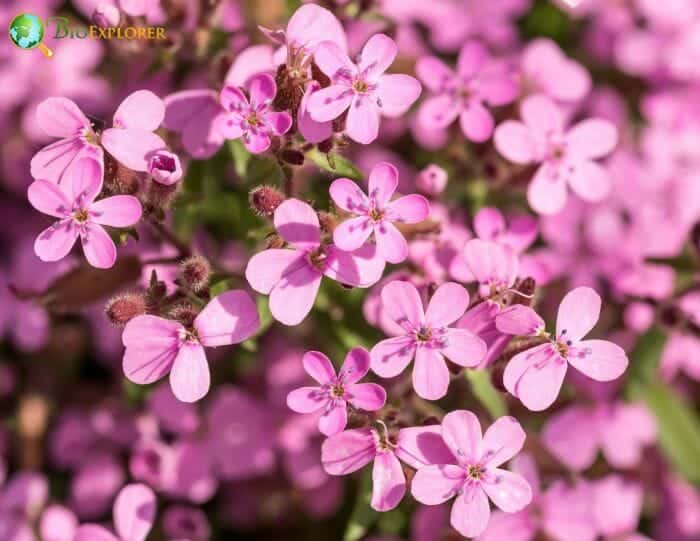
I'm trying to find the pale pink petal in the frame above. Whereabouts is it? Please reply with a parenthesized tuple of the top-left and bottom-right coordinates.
(40, 505, 78, 541)
(415, 57, 455, 92)
(368, 162, 399, 207)
(243, 130, 271, 154)
(245, 249, 306, 294)
(164, 91, 225, 159)
(30, 138, 96, 185)
(474, 207, 505, 240)
(417, 94, 460, 130)
(346, 97, 380, 144)
(113, 90, 165, 131)
(298, 82, 333, 143)
(286, 4, 348, 53)
(541, 405, 599, 471)
(477, 510, 535, 541)
(74, 525, 119, 541)
(36, 97, 90, 138)
(247, 73, 276, 106)
(568, 339, 628, 382)
(318, 401, 348, 436)
(269, 263, 322, 325)
(464, 239, 519, 287)
(194, 290, 259, 347)
(599, 403, 656, 469)
(101, 128, 166, 172)
(520, 94, 564, 136)
(375, 74, 421, 117)
(266, 111, 292, 135)
(494, 121, 537, 164)
(375, 221, 408, 264)
(556, 286, 601, 342)
(287, 387, 326, 413)
(541, 481, 597, 541)
(460, 102, 495, 143)
(329, 178, 369, 213)
(385, 194, 430, 224)
(481, 416, 527, 468)
(480, 67, 519, 106)
(69, 155, 103, 203)
(122, 315, 182, 384)
(313, 41, 354, 78)
(503, 344, 567, 411)
(169, 342, 210, 403)
(370, 336, 417, 378)
(219, 86, 248, 112)
(346, 383, 386, 411)
(380, 280, 424, 331)
(359, 34, 397, 80)
(333, 216, 373, 252)
(303, 351, 337, 385)
(441, 409, 482, 464)
(440, 329, 486, 368)
(567, 160, 612, 203)
(214, 113, 244, 139)
(113, 483, 156, 541)
(527, 164, 568, 215)
(425, 282, 470, 328)
(323, 243, 385, 288)
(90, 196, 142, 227)
(457, 41, 488, 78)
(395, 426, 455, 469)
(503, 215, 538, 252)
(321, 428, 376, 475)
(495, 305, 545, 336)
(482, 469, 532, 513)
(80, 222, 117, 269)
(34, 221, 79, 262)
(307, 85, 353, 122)
(274, 199, 321, 250)
(27, 180, 71, 218)
(371, 451, 406, 511)
(411, 464, 466, 505)
(566, 119, 618, 160)
(451, 485, 490, 538)
(339, 347, 371, 384)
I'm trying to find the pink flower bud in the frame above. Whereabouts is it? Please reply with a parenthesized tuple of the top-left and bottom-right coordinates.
(179, 255, 211, 292)
(148, 151, 183, 186)
(249, 185, 284, 217)
(416, 164, 447, 196)
(92, 3, 121, 28)
(105, 293, 147, 326)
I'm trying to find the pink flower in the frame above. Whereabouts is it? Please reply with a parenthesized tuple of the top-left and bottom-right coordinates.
(28, 157, 142, 269)
(330, 162, 430, 264)
(308, 34, 421, 144)
(473, 207, 538, 253)
(501, 287, 629, 411)
(122, 290, 260, 402)
(494, 94, 618, 215)
(593, 476, 647, 541)
(245, 199, 385, 326)
(163, 89, 227, 159)
(370, 281, 487, 400)
(464, 238, 520, 298)
(74, 483, 156, 541)
(416, 41, 518, 142)
(411, 411, 532, 538)
(321, 424, 454, 512)
(287, 348, 387, 436)
(215, 73, 292, 154)
(148, 150, 182, 185)
(416, 164, 448, 196)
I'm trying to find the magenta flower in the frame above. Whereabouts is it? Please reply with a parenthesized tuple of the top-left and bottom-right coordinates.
(321, 425, 454, 511)
(501, 287, 629, 411)
(473, 207, 538, 253)
(416, 40, 518, 142)
(494, 94, 618, 215)
(163, 89, 227, 159)
(370, 281, 486, 400)
(28, 156, 142, 269)
(463, 238, 520, 299)
(287, 348, 386, 436)
(245, 199, 385, 326)
(215, 73, 292, 154)
(122, 290, 260, 402)
(148, 150, 182, 185)
(308, 34, 421, 144)
(74, 483, 156, 541)
(330, 162, 430, 264)
(411, 411, 532, 538)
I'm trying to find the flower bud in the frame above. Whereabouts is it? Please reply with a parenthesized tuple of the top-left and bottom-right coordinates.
(105, 292, 147, 326)
(249, 185, 284, 217)
(317, 211, 336, 234)
(169, 304, 198, 328)
(416, 164, 448, 196)
(92, 3, 121, 28)
(179, 255, 211, 292)
(148, 150, 183, 186)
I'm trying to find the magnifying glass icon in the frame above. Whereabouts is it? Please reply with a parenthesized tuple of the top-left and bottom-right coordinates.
(8, 13, 54, 58)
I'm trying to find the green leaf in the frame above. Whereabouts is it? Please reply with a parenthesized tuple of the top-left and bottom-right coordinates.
(306, 148, 363, 180)
(344, 469, 378, 541)
(626, 326, 667, 384)
(228, 140, 251, 179)
(465, 369, 507, 419)
(209, 279, 231, 297)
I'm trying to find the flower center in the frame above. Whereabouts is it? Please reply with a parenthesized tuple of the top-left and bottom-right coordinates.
(416, 326, 433, 342)
(151, 154, 176, 172)
(330, 384, 345, 398)
(353, 79, 370, 93)
(369, 207, 383, 221)
(467, 464, 485, 481)
(83, 127, 100, 146)
(307, 246, 328, 271)
(73, 208, 89, 223)
(178, 327, 199, 343)
(247, 112, 260, 127)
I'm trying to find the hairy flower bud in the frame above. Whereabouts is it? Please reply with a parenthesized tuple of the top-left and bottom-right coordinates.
(169, 303, 198, 328)
(179, 255, 211, 292)
(249, 185, 284, 217)
(105, 292, 147, 326)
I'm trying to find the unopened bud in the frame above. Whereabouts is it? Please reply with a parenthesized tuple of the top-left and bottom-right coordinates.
(179, 255, 211, 292)
(317, 138, 334, 154)
(266, 233, 286, 249)
(249, 185, 284, 217)
(92, 3, 121, 28)
(169, 304, 198, 328)
(105, 292, 146, 326)
(148, 150, 182, 185)
(416, 164, 448, 196)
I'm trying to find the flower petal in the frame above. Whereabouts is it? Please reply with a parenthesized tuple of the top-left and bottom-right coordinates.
(495, 305, 545, 336)
(520, 94, 564, 136)
(333, 216, 373, 252)
(243, 130, 271, 154)
(359, 34, 397, 81)
(457, 41, 488, 78)
(286, 387, 327, 414)
(74, 525, 119, 541)
(113, 90, 165, 131)
(248, 73, 276, 106)
(245, 249, 306, 294)
(503, 344, 567, 411)
(385, 194, 430, 224)
(567, 160, 612, 203)
(80, 223, 117, 269)
(113, 483, 156, 541)
(266, 111, 292, 135)
(195, 290, 260, 346)
(380, 280, 424, 331)
(36, 97, 90, 138)
(395, 426, 455, 469)
(368, 162, 399, 207)
(30, 138, 97, 185)
(371, 451, 406, 511)
(314, 40, 354, 78)
(90, 196, 142, 228)
(417, 94, 460, 130)
(450, 485, 490, 538)
(440, 329, 486, 368)
(274, 199, 321, 250)
(482, 469, 532, 513)
(413, 347, 450, 399)
(494, 120, 537, 164)
(269, 263, 322, 325)
(122, 315, 182, 385)
(425, 282, 470, 328)
(101, 128, 166, 172)
(307, 85, 353, 122)
(339, 347, 371, 384)
(568, 339, 628, 382)
(415, 56, 455, 92)
(441, 409, 482, 464)
(556, 287, 601, 342)
(411, 464, 466, 505)
(329, 178, 369, 213)
(69, 155, 103, 204)
(370, 336, 417, 378)
(375, 221, 408, 264)
(376, 74, 421, 117)
(34, 220, 78, 263)
(27, 180, 71, 218)
(541, 405, 599, 471)
(170, 342, 210, 403)
(318, 400, 348, 436)
(303, 351, 337, 385)
(345, 96, 380, 144)
(460, 102, 495, 143)
(527, 163, 568, 215)
(346, 383, 386, 411)
(321, 428, 376, 475)
(481, 416, 527, 468)
(566, 119, 618, 160)
(464, 239, 519, 288)
(324, 243, 385, 287)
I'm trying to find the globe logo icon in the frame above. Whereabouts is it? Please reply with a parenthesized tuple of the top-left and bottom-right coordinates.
(8, 13, 53, 57)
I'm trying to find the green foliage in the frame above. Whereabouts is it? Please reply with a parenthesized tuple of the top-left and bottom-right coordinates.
(465, 369, 508, 419)
(306, 148, 364, 180)
(344, 470, 378, 541)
